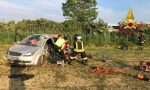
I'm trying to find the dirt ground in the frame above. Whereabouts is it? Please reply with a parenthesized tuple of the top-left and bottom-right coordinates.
(0, 46, 150, 90)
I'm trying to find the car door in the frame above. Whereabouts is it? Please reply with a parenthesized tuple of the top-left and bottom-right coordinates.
(43, 39, 50, 58)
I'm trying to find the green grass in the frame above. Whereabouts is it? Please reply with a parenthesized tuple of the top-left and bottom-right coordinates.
(0, 46, 150, 89)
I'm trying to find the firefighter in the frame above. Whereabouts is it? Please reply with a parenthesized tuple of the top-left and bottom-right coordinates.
(61, 36, 72, 65)
(54, 35, 67, 64)
(138, 31, 145, 50)
(70, 34, 88, 65)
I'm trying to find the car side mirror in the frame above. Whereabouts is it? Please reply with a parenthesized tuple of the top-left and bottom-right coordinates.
(13, 41, 20, 45)
(17, 41, 20, 44)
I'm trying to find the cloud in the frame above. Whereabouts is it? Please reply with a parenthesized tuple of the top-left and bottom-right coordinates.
(0, 0, 35, 22)
(0, 1, 32, 15)
(97, 6, 125, 24)
(133, 3, 150, 23)
(0, 0, 149, 24)
(29, 0, 66, 21)
(0, 0, 66, 22)
(97, 1, 150, 24)
(97, 6, 150, 24)
(31, 0, 64, 8)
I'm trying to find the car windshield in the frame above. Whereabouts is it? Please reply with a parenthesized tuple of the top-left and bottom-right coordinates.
(19, 35, 45, 47)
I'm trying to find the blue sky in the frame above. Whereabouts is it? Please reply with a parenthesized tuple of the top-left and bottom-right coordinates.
(98, 0, 150, 24)
(0, 0, 149, 24)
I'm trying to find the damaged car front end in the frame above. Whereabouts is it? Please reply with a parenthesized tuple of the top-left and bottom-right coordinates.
(6, 34, 58, 66)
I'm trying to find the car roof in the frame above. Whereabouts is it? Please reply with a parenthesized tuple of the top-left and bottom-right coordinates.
(33, 34, 58, 39)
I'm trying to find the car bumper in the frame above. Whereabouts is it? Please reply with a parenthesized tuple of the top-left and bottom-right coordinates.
(7, 55, 35, 65)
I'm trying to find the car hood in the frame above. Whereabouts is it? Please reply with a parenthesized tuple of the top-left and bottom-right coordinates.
(9, 44, 40, 54)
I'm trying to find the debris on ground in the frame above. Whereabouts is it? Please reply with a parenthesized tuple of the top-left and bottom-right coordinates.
(139, 61, 150, 72)
(90, 66, 121, 76)
(90, 65, 150, 81)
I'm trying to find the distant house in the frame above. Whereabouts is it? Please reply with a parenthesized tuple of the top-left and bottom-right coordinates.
(107, 23, 150, 32)
(108, 23, 119, 32)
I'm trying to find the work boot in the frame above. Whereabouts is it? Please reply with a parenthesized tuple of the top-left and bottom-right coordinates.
(67, 61, 71, 65)
(139, 46, 143, 51)
(85, 60, 88, 65)
(82, 60, 88, 66)
(64, 59, 71, 65)
(57, 60, 64, 66)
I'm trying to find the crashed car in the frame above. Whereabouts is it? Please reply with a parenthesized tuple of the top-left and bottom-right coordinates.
(6, 34, 58, 65)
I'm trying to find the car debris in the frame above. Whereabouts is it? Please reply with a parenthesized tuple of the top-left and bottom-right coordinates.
(90, 65, 150, 81)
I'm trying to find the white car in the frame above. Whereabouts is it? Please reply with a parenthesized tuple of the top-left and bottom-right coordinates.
(6, 34, 58, 66)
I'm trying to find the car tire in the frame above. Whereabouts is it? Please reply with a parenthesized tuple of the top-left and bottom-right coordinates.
(37, 55, 45, 66)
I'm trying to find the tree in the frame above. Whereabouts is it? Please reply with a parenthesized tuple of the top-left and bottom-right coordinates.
(63, 19, 82, 32)
(62, 0, 98, 33)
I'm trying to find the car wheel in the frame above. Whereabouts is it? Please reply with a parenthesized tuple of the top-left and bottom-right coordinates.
(37, 55, 45, 66)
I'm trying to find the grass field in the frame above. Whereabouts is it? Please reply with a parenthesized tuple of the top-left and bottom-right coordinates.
(0, 45, 150, 90)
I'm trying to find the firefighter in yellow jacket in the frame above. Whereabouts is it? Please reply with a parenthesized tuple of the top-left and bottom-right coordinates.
(70, 34, 88, 65)
(54, 35, 67, 63)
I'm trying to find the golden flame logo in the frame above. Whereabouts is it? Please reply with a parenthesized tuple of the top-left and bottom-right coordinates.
(123, 8, 137, 29)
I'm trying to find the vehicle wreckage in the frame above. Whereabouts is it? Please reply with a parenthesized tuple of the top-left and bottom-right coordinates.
(6, 34, 60, 65)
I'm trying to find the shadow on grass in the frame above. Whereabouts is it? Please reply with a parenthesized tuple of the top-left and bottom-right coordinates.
(9, 65, 34, 90)
(46, 85, 105, 90)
